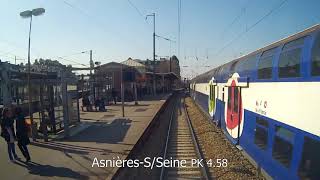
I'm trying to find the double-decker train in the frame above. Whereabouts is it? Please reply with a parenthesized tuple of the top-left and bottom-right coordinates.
(190, 24, 320, 180)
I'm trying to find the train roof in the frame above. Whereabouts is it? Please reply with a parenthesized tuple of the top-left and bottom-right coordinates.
(192, 24, 320, 83)
(235, 24, 320, 61)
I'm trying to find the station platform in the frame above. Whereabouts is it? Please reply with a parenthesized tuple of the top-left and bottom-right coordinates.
(0, 94, 171, 180)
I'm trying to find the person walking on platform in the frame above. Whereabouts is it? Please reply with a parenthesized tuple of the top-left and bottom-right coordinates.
(15, 107, 31, 162)
(1, 107, 18, 162)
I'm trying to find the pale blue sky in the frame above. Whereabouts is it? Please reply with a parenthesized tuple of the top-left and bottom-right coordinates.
(1, 0, 320, 78)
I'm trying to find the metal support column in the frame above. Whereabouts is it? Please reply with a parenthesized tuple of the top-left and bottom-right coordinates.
(62, 75, 69, 138)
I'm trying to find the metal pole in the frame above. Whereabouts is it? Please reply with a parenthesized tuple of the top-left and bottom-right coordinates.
(169, 56, 172, 72)
(27, 15, 36, 140)
(89, 50, 95, 100)
(62, 79, 69, 138)
(134, 82, 138, 105)
(153, 13, 156, 96)
(121, 64, 125, 117)
(39, 79, 48, 142)
(90, 50, 93, 75)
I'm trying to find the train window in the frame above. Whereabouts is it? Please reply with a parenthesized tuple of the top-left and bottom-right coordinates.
(237, 56, 257, 72)
(234, 87, 238, 112)
(283, 37, 304, 50)
(279, 48, 302, 78)
(256, 117, 269, 128)
(298, 136, 320, 179)
(254, 126, 268, 150)
(258, 56, 273, 79)
(272, 135, 293, 168)
(230, 60, 239, 73)
(311, 33, 320, 76)
(261, 47, 277, 57)
(258, 48, 276, 79)
(254, 117, 269, 150)
(275, 126, 294, 142)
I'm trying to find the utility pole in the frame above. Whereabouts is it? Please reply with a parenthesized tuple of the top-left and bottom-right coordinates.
(89, 50, 95, 100)
(15, 56, 24, 65)
(153, 13, 156, 96)
(121, 64, 125, 117)
(90, 50, 93, 75)
(146, 13, 156, 96)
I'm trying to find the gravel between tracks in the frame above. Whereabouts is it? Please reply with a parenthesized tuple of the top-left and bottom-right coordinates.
(185, 97, 264, 180)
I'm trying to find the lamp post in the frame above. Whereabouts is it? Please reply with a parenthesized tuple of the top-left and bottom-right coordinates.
(146, 13, 156, 96)
(20, 8, 45, 140)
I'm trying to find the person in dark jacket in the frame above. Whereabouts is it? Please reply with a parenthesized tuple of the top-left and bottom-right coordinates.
(111, 88, 117, 104)
(94, 98, 100, 111)
(15, 107, 31, 162)
(1, 107, 18, 162)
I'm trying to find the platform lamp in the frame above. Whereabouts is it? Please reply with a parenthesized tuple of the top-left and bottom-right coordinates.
(20, 8, 45, 140)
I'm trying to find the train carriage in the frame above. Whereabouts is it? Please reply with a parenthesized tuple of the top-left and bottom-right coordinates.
(190, 24, 320, 180)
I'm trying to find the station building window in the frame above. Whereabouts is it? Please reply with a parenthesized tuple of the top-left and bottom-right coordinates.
(272, 126, 294, 168)
(258, 48, 276, 79)
(278, 37, 305, 78)
(298, 136, 320, 179)
(311, 33, 320, 76)
(254, 117, 269, 150)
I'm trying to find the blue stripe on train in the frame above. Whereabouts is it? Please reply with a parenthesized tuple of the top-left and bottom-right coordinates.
(191, 89, 320, 180)
(241, 110, 320, 180)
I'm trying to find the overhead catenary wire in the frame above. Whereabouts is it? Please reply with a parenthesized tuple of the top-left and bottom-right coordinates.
(127, 0, 145, 20)
(0, 39, 43, 60)
(219, 0, 251, 40)
(202, 0, 289, 67)
(62, 0, 114, 36)
(58, 56, 89, 67)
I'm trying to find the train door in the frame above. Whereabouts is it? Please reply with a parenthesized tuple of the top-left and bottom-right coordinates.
(226, 80, 242, 132)
(208, 83, 216, 117)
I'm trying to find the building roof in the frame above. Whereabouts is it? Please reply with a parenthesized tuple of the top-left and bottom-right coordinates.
(121, 58, 146, 68)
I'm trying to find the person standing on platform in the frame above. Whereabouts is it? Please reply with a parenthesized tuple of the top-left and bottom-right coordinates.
(112, 88, 117, 105)
(15, 107, 31, 162)
(1, 107, 18, 162)
(94, 98, 100, 111)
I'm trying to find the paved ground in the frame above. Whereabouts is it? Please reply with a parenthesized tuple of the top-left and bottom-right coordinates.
(0, 95, 169, 180)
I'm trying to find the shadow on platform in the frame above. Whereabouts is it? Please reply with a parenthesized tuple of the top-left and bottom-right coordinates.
(68, 118, 132, 144)
(14, 160, 88, 179)
(30, 141, 120, 155)
(111, 103, 150, 107)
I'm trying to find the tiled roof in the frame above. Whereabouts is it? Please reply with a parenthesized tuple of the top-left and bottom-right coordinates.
(121, 59, 145, 67)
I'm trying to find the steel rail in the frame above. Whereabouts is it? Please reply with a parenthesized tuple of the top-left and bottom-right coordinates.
(159, 94, 177, 180)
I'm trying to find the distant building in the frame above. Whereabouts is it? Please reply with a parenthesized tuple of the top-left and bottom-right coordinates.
(93, 56, 181, 101)
(131, 55, 181, 78)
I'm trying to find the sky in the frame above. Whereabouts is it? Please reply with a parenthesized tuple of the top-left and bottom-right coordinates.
(1, 0, 320, 78)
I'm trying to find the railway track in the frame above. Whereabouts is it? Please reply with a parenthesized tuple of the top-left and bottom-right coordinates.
(160, 94, 210, 180)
